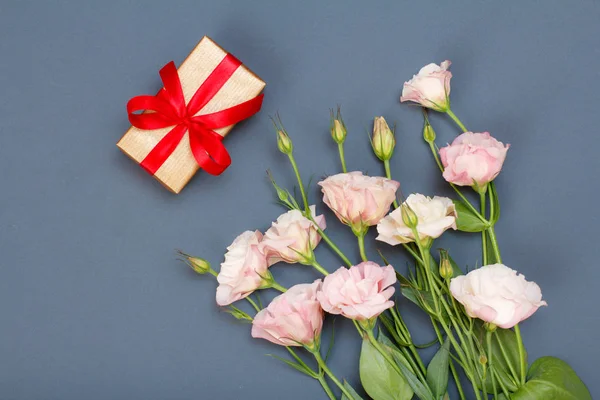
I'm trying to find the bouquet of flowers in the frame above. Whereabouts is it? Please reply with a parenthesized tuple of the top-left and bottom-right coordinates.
(179, 61, 591, 400)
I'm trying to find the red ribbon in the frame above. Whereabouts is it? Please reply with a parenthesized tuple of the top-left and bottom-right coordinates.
(127, 54, 264, 176)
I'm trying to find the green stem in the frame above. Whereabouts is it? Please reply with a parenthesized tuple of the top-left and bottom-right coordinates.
(270, 281, 287, 293)
(429, 143, 445, 172)
(312, 350, 355, 400)
(390, 308, 427, 375)
(311, 260, 329, 276)
(311, 220, 353, 267)
(338, 143, 347, 173)
(414, 239, 482, 399)
(383, 160, 399, 208)
(317, 374, 337, 400)
(207, 268, 219, 278)
(288, 153, 310, 213)
(487, 225, 502, 264)
(245, 296, 260, 312)
(480, 191, 488, 266)
(494, 330, 520, 386)
(446, 109, 468, 132)
(487, 330, 499, 400)
(493, 367, 512, 398)
(514, 324, 527, 385)
(431, 319, 468, 400)
(357, 234, 368, 262)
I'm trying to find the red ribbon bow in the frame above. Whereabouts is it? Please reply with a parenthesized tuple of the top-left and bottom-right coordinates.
(127, 54, 264, 176)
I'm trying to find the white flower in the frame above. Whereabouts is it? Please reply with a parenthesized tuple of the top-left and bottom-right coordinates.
(376, 193, 457, 245)
(260, 205, 326, 266)
(216, 230, 269, 306)
(450, 264, 547, 329)
(401, 61, 452, 111)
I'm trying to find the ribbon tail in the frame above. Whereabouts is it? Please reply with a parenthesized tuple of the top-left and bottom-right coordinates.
(188, 128, 231, 176)
(140, 124, 188, 175)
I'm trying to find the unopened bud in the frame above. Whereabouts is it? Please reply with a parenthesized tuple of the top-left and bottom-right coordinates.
(372, 117, 395, 161)
(277, 129, 293, 154)
(479, 354, 488, 366)
(226, 306, 253, 322)
(401, 203, 419, 229)
(423, 122, 436, 144)
(177, 250, 212, 275)
(267, 170, 290, 203)
(439, 258, 453, 280)
(330, 108, 347, 144)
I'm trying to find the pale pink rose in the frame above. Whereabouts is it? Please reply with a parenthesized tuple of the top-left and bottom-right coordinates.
(216, 230, 270, 306)
(260, 205, 326, 266)
(401, 60, 452, 111)
(317, 262, 396, 321)
(251, 281, 323, 347)
(439, 132, 510, 188)
(318, 172, 400, 234)
(450, 264, 547, 329)
(377, 194, 457, 245)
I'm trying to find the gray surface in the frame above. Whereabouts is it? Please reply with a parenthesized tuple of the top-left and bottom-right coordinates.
(1, 1, 599, 399)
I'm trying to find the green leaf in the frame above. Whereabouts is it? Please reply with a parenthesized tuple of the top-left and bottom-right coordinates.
(394, 355, 435, 400)
(377, 334, 434, 400)
(488, 181, 500, 225)
(341, 380, 364, 400)
(426, 340, 450, 398)
(359, 338, 413, 400)
(445, 250, 464, 277)
(396, 271, 413, 287)
(473, 323, 523, 393)
(401, 286, 445, 318)
(453, 200, 490, 232)
(511, 357, 591, 400)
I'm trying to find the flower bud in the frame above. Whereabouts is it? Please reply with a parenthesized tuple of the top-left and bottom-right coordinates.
(226, 305, 253, 322)
(267, 170, 290, 203)
(371, 117, 395, 161)
(479, 354, 488, 366)
(400, 203, 418, 230)
(177, 250, 212, 275)
(277, 129, 293, 154)
(423, 122, 436, 144)
(439, 258, 453, 280)
(330, 108, 347, 144)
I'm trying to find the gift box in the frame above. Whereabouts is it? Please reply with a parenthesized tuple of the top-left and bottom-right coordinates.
(117, 36, 266, 193)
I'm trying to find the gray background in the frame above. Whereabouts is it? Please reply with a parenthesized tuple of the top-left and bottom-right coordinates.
(1, 1, 598, 399)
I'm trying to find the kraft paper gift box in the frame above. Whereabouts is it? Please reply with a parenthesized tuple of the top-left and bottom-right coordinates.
(117, 36, 266, 194)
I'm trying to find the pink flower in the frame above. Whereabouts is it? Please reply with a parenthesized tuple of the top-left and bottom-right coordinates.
(450, 264, 547, 329)
(377, 194, 457, 245)
(251, 281, 324, 347)
(318, 172, 400, 234)
(216, 230, 270, 306)
(260, 206, 326, 266)
(439, 132, 510, 188)
(317, 262, 396, 321)
(401, 60, 452, 111)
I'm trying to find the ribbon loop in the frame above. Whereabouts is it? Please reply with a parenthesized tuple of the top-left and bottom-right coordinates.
(127, 54, 263, 177)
